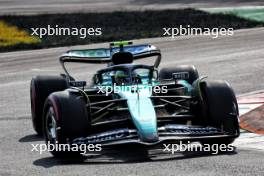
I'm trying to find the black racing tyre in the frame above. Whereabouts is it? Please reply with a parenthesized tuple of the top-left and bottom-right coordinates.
(30, 75, 68, 135)
(200, 80, 240, 145)
(159, 65, 199, 84)
(43, 91, 91, 158)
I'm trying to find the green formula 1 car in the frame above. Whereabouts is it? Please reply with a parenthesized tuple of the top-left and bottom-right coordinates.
(30, 41, 240, 157)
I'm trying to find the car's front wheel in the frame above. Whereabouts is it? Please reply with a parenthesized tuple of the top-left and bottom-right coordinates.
(43, 91, 91, 158)
(199, 80, 240, 145)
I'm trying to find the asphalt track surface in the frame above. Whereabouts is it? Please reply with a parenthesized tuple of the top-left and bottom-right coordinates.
(0, 28, 264, 175)
(0, 0, 264, 15)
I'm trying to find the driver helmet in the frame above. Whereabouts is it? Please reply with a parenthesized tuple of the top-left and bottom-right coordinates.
(114, 70, 130, 85)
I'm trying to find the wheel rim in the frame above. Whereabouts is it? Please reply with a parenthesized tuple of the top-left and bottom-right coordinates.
(45, 107, 57, 142)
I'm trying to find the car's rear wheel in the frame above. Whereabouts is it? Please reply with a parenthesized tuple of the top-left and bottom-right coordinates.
(199, 80, 240, 145)
(30, 75, 68, 135)
(43, 91, 91, 158)
(159, 65, 199, 84)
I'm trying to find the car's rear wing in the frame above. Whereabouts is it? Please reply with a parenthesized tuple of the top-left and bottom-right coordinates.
(60, 44, 161, 64)
(59, 42, 161, 79)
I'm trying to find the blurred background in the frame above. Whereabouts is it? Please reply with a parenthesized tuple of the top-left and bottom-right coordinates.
(0, 0, 264, 52)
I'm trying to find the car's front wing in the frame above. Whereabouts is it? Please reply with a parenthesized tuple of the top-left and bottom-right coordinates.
(71, 124, 239, 147)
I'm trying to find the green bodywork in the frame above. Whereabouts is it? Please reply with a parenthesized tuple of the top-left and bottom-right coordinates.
(97, 80, 192, 142)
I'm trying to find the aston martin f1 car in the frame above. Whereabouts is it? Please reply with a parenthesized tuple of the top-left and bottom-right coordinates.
(30, 41, 240, 157)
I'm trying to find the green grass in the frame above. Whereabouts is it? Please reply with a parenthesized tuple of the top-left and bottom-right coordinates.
(0, 8, 263, 52)
(204, 7, 264, 22)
